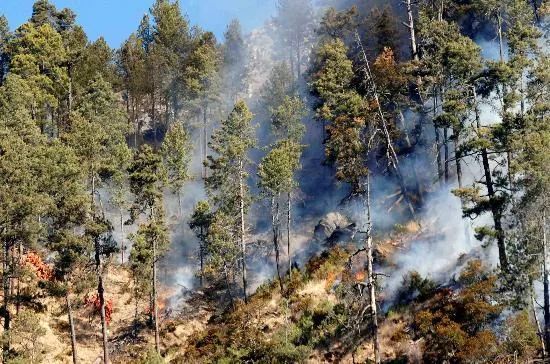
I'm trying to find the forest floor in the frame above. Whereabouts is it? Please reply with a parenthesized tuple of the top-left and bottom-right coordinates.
(30, 218, 430, 363)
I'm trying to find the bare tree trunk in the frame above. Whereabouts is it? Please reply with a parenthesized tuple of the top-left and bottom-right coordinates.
(120, 209, 125, 265)
(177, 191, 183, 218)
(223, 262, 234, 307)
(497, 13, 504, 63)
(398, 108, 423, 204)
(297, 43, 302, 80)
(66, 292, 78, 364)
(444, 127, 449, 184)
(473, 89, 508, 271)
(531, 285, 546, 358)
(239, 160, 248, 303)
(272, 196, 283, 292)
(405, 0, 418, 62)
(92, 172, 109, 364)
(543, 211, 550, 354)
(434, 89, 443, 185)
(200, 227, 205, 288)
(97, 273, 109, 364)
(454, 135, 472, 245)
(287, 191, 292, 278)
(203, 106, 208, 180)
(3, 240, 11, 362)
(365, 173, 380, 364)
(355, 31, 416, 218)
(289, 48, 295, 81)
(531, 0, 541, 22)
(151, 207, 160, 355)
(16, 242, 21, 315)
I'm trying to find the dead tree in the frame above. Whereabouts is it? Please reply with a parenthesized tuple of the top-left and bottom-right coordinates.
(355, 31, 416, 219)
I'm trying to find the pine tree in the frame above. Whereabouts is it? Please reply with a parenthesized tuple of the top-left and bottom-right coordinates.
(205, 100, 255, 302)
(161, 123, 191, 216)
(310, 39, 368, 195)
(189, 201, 213, 288)
(223, 19, 247, 105)
(0, 16, 11, 85)
(65, 76, 129, 363)
(261, 62, 295, 113)
(0, 75, 50, 360)
(184, 30, 221, 179)
(258, 140, 302, 290)
(128, 144, 168, 354)
(275, 0, 314, 79)
(44, 141, 91, 364)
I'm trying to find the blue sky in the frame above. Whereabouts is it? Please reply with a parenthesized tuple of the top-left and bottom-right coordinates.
(1, 0, 277, 47)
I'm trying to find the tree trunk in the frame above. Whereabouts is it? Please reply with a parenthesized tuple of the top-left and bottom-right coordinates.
(543, 211, 550, 354)
(16, 242, 21, 315)
(200, 227, 205, 288)
(354, 32, 415, 218)
(532, 284, 546, 358)
(531, 0, 541, 22)
(473, 89, 508, 271)
(203, 106, 208, 180)
(398, 108, 423, 204)
(365, 173, 380, 364)
(177, 191, 182, 219)
(287, 191, 292, 278)
(272, 196, 283, 292)
(289, 47, 295, 81)
(405, 0, 418, 62)
(151, 207, 160, 355)
(92, 172, 109, 364)
(223, 262, 233, 307)
(152, 84, 157, 145)
(297, 43, 302, 80)
(434, 89, 443, 185)
(3, 240, 11, 362)
(444, 127, 449, 184)
(239, 160, 248, 303)
(97, 273, 109, 364)
(497, 13, 504, 63)
(120, 209, 125, 265)
(66, 292, 78, 364)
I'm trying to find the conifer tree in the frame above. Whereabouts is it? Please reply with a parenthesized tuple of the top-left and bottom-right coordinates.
(275, 0, 314, 79)
(261, 62, 295, 114)
(65, 76, 129, 363)
(223, 19, 247, 105)
(258, 140, 302, 289)
(189, 201, 213, 287)
(128, 144, 168, 354)
(161, 123, 191, 216)
(44, 141, 91, 364)
(205, 100, 255, 302)
(0, 75, 50, 360)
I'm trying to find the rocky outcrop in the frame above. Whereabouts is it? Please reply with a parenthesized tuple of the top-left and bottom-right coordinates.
(314, 212, 357, 246)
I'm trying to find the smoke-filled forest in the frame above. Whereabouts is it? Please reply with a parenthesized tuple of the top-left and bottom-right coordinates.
(0, 0, 548, 362)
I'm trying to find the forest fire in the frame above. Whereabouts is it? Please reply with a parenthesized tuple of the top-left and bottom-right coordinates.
(24, 251, 54, 281)
(0, 0, 546, 363)
(85, 294, 114, 325)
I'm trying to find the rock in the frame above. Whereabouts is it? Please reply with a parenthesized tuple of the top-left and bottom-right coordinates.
(314, 212, 357, 246)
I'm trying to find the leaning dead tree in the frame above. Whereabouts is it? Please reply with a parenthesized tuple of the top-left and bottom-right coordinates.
(354, 31, 416, 219)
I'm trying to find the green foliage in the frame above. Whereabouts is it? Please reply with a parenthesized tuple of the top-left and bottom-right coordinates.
(258, 139, 302, 196)
(206, 100, 255, 215)
(161, 122, 191, 193)
(5, 311, 46, 363)
(140, 347, 165, 364)
(396, 271, 437, 304)
(261, 62, 295, 113)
